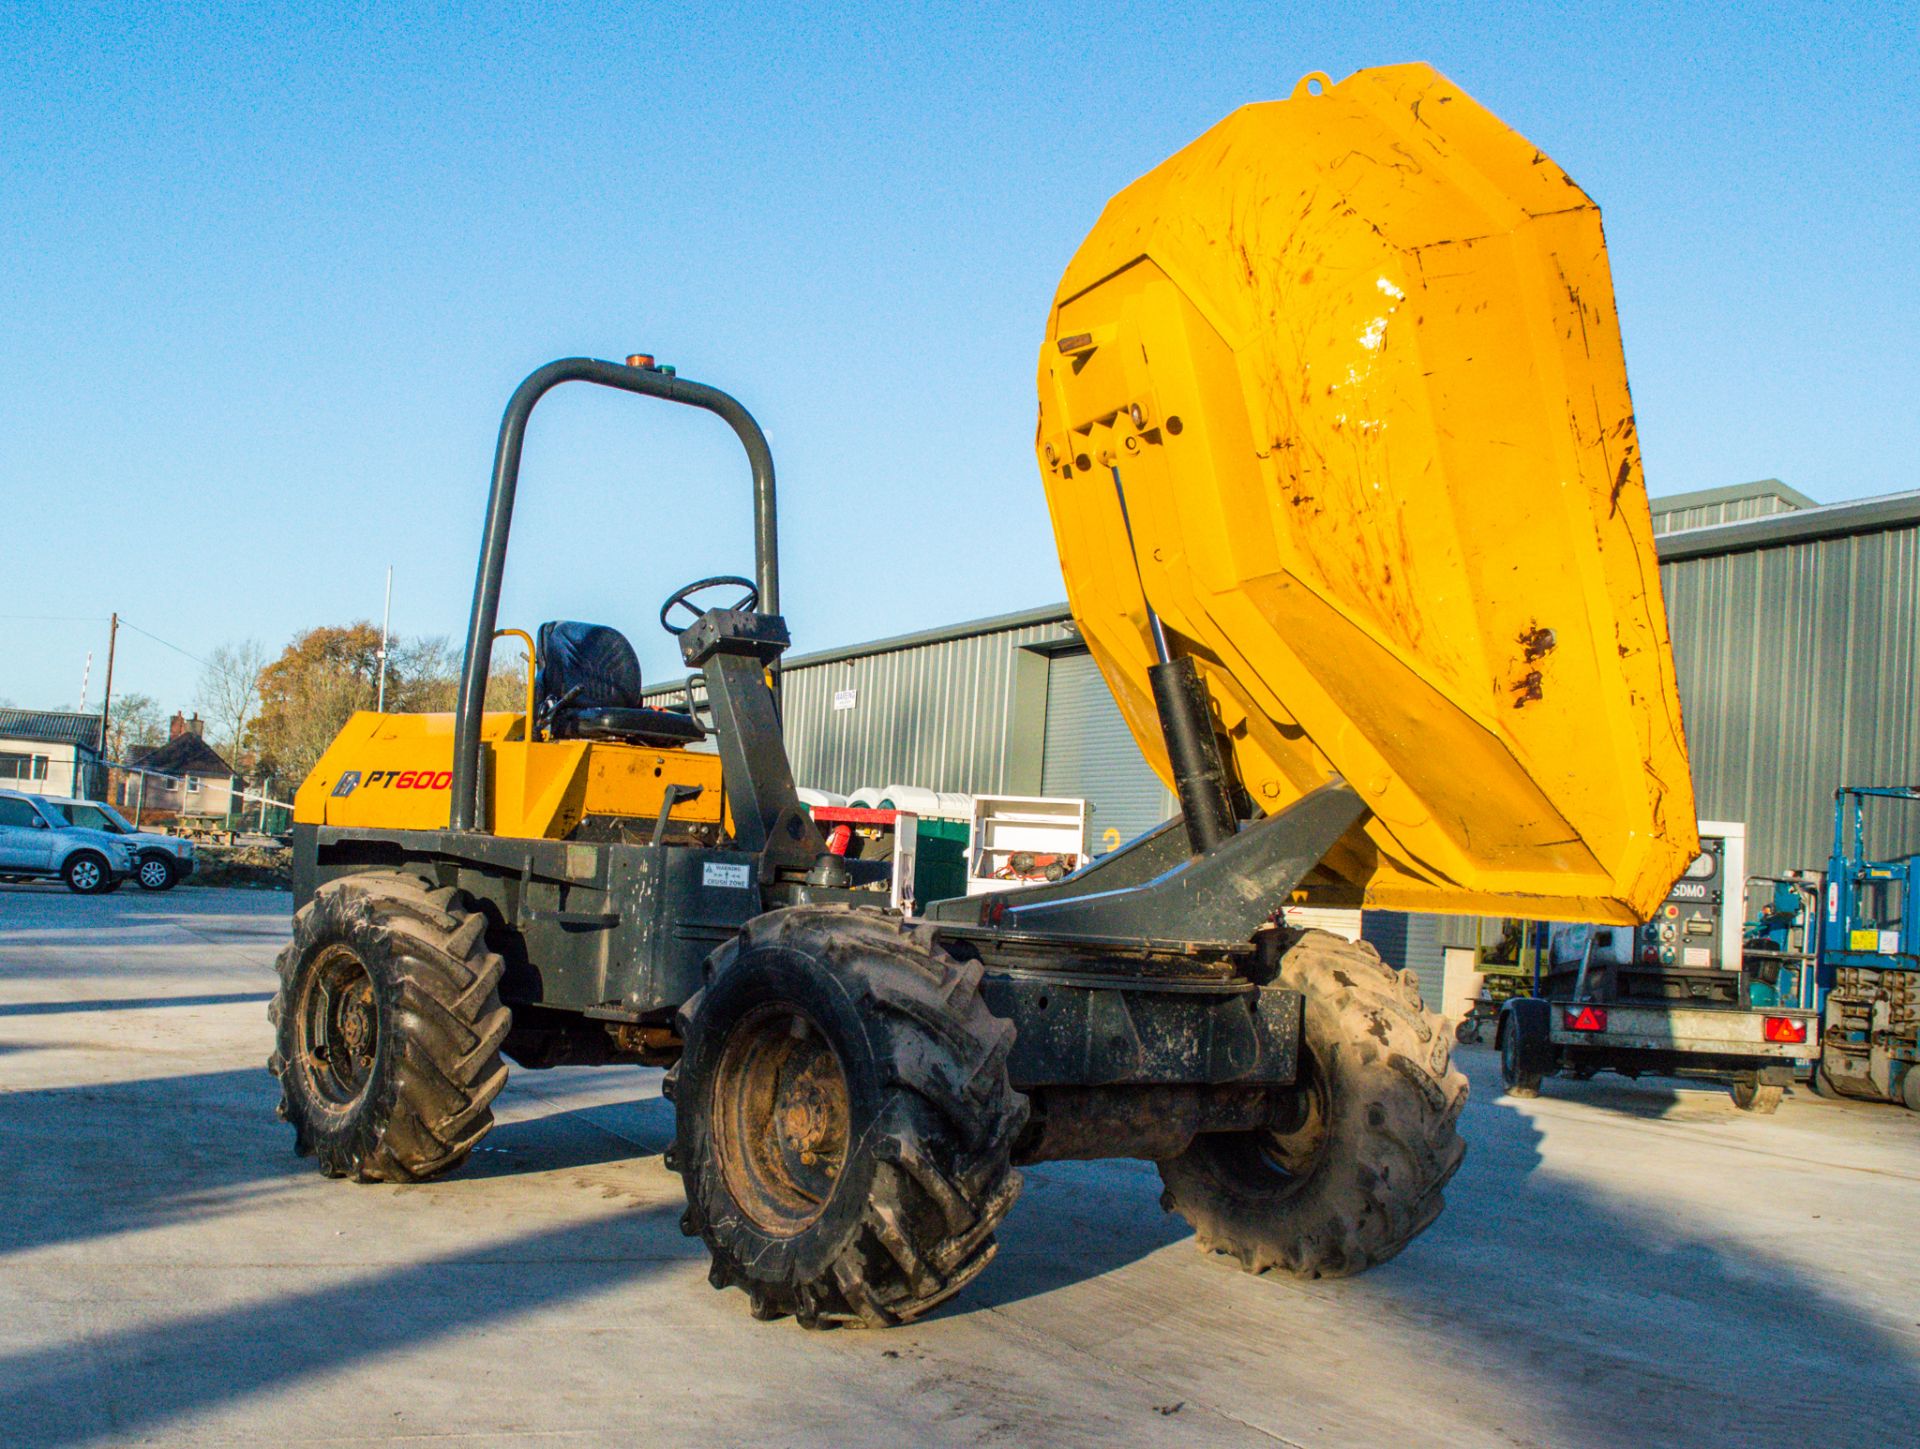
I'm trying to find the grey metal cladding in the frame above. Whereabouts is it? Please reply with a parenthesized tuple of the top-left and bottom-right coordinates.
(1648, 479, 1816, 535)
(770, 613, 1075, 797)
(1660, 518, 1920, 876)
(1041, 649, 1175, 850)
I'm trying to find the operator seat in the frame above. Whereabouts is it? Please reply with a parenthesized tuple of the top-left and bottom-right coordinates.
(533, 621, 705, 747)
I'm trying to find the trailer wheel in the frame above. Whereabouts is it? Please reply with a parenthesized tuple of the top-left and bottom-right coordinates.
(269, 873, 510, 1182)
(1157, 930, 1468, 1279)
(668, 907, 1025, 1327)
(1499, 1013, 1545, 1098)
(1730, 1076, 1783, 1114)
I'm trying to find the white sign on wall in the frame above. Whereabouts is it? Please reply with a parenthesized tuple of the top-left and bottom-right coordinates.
(832, 688, 857, 711)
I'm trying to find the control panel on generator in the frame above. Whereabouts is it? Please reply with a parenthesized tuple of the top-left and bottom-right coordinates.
(1642, 830, 1736, 970)
(1549, 822, 1746, 979)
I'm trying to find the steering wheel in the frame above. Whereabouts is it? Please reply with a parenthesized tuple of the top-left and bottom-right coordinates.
(660, 574, 760, 636)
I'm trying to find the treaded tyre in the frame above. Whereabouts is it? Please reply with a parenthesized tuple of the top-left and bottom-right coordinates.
(1811, 1062, 1860, 1100)
(1500, 1013, 1544, 1098)
(1157, 929, 1467, 1278)
(668, 906, 1025, 1328)
(268, 872, 510, 1182)
(1730, 1077, 1783, 1114)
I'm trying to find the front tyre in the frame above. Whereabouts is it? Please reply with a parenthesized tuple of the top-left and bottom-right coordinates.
(135, 855, 178, 891)
(669, 907, 1025, 1328)
(63, 852, 112, 895)
(268, 873, 510, 1182)
(1158, 930, 1468, 1279)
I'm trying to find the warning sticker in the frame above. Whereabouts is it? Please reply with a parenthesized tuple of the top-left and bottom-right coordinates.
(702, 861, 753, 890)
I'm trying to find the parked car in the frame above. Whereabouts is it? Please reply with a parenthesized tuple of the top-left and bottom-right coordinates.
(0, 789, 137, 893)
(34, 796, 197, 891)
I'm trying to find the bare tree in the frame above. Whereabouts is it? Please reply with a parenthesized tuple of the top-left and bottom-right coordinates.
(104, 692, 166, 761)
(196, 640, 267, 764)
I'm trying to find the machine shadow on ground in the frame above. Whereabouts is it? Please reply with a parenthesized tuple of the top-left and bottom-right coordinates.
(0, 1206, 685, 1447)
(0, 1067, 686, 1264)
(956, 1061, 1920, 1448)
(0, 991, 275, 1018)
(1365, 1072, 1920, 1447)
(2, 977, 1916, 1446)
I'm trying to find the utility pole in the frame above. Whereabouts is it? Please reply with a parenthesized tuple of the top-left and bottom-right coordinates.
(376, 566, 393, 712)
(98, 613, 118, 793)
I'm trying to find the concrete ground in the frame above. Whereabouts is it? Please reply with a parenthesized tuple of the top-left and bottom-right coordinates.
(2, 886, 1917, 1448)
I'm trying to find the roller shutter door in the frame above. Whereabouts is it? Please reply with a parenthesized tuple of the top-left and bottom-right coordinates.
(1361, 910, 1447, 1009)
(1040, 650, 1174, 854)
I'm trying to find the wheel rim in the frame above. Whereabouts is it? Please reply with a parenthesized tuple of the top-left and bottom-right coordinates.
(71, 860, 100, 890)
(139, 859, 169, 888)
(1208, 1049, 1332, 1199)
(296, 945, 380, 1107)
(711, 1005, 851, 1236)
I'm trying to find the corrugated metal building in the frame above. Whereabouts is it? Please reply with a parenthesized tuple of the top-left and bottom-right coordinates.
(1647, 478, 1815, 533)
(649, 481, 1920, 999)
(1657, 487, 1920, 873)
(648, 606, 1180, 853)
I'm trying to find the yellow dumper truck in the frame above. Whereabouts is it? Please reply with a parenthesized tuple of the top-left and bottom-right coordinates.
(272, 64, 1696, 1326)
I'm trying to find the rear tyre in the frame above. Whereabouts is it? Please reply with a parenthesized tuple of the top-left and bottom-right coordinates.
(63, 852, 111, 895)
(268, 873, 510, 1182)
(669, 906, 1025, 1327)
(1730, 1077, 1783, 1114)
(1500, 1015, 1544, 1097)
(1157, 930, 1468, 1279)
(136, 855, 178, 891)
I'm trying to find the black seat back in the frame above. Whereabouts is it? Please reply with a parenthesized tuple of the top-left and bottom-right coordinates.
(536, 621, 643, 719)
(534, 621, 706, 747)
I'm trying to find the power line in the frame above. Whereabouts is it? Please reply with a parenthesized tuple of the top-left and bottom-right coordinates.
(116, 617, 214, 670)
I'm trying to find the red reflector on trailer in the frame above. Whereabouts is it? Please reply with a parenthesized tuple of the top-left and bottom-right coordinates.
(1563, 1006, 1608, 1032)
(1764, 1016, 1808, 1043)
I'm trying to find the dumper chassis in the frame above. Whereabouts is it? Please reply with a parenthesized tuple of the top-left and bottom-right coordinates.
(272, 357, 1466, 1325)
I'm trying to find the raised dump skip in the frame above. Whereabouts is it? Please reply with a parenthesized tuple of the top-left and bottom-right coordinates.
(1036, 63, 1697, 924)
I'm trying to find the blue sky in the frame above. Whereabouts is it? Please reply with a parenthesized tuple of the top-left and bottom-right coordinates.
(3, 1, 1915, 717)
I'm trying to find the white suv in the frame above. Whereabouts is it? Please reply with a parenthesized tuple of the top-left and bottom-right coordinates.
(36, 797, 197, 891)
(0, 789, 138, 893)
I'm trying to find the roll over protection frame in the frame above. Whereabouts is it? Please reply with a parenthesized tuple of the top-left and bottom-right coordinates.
(450, 357, 780, 832)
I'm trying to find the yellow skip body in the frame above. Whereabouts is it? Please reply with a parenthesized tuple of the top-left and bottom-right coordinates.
(1037, 64, 1696, 923)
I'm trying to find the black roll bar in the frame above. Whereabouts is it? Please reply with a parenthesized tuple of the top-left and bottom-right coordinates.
(449, 357, 779, 831)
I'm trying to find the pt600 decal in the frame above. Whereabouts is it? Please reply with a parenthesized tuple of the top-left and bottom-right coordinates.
(334, 769, 452, 797)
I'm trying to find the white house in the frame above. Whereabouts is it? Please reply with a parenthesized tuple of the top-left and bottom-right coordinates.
(0, 709, 106, 798)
